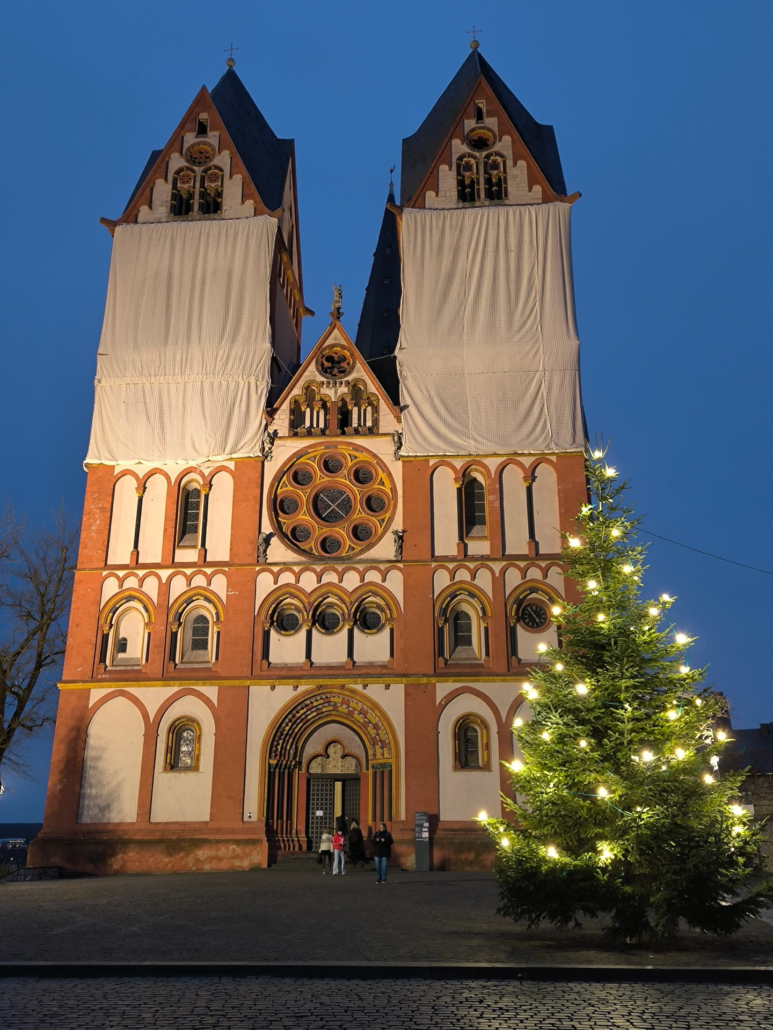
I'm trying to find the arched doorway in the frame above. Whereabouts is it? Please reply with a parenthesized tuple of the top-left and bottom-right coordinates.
(263, 689, 398, 854)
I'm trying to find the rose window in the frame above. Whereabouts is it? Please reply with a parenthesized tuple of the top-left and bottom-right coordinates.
(271, 445, 395, 558)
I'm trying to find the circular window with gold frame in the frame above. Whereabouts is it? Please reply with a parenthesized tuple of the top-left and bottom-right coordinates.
(184, 141, 216, 166)
(270, 444, 395, 558)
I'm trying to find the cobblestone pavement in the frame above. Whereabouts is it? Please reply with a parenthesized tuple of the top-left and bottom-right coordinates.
(2, 867, 773, 966)
(1, 977, 772, 1030)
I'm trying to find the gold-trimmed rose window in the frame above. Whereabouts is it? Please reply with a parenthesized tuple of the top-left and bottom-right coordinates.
(271, 444, 394, 558)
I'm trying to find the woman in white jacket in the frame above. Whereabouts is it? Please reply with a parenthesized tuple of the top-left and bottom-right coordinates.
(319, 829, 333, 874)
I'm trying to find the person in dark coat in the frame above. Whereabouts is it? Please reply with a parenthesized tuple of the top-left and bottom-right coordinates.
(372, 821, 393, 883)
(348, 819, 366, 868)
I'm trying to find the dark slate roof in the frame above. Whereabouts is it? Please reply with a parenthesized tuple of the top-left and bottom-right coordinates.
(721, 721, 773, 775)
(355, 192, 402, 361)
(354, 191, 402, 404)
(210, 68, 294, 212)
(400, 50, 566, 205)
(123, 149, 163, 213)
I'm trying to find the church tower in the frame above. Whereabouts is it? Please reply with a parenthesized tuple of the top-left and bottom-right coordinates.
(32, 48, 588, 875)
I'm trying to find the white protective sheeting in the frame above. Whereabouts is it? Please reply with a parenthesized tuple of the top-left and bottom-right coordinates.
(396, 203, 585, 456)
(86, 217, 277, 464)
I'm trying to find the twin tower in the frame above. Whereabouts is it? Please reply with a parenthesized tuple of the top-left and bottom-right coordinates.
(31, 48, 589, 874)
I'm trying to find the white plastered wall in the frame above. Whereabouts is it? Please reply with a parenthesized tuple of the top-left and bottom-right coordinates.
(137, 473, 167, 564)
(150, 695, 216, 822)
(89, 685, 218, 721)
(78, 696, 144, 823)
(431, 466, 458, 557)
(353, 625, 390, 663)
(106, 476, 138, 565)
(437, 691, 502, 821)
(532, 462, 561, 554)
(206, 471, 234, 562)
(501, 464, 528, 555)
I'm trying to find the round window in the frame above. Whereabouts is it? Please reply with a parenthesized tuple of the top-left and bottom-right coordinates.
(317, 609, 342, 633)
(365, 494, 386, 514)
(358, 608, 384, 632)
(520, 602, 549, 630)
(276, 608, 301, 634)
(322, 456, 344, 475)
(352, 523, 373, 542)
(278, 496, 299, 516)
(314, 488, 352, 523)
(293, 468, 314, 487)
(320, 535, 342, 554)
(353, 465, 374, 485)
(291, 524, 312, 543)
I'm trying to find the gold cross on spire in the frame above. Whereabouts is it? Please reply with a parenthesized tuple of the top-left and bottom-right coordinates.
(224, 43, 239, 67)
(466, 26, 482, 50)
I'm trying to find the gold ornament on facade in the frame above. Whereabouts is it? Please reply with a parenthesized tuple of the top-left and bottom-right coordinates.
(271, 444, 395, 558)
(185, 141, 217, 166)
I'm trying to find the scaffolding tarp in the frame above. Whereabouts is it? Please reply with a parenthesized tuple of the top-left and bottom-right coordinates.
(86, 216, 277, 464)
(396, 203, 584, 456)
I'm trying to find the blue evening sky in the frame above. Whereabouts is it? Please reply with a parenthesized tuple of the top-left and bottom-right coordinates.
(1, 0, 772, 820)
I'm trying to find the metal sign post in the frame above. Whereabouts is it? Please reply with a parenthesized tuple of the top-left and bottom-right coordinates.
(414, 811, 430, 872)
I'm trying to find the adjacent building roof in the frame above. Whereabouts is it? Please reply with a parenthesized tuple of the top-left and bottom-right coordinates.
(400, 50, 566, 206)
(123, 149, 163, 214)
(721, 721, 773, 775)
(210, 68, 294, 213)
(354, 191, 402, 404)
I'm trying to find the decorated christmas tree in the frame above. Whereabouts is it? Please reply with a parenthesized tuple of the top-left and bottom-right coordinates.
(484, 451, 773, 942)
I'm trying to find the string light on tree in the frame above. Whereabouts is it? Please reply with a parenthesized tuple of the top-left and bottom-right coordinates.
(483, 449, 773, 943)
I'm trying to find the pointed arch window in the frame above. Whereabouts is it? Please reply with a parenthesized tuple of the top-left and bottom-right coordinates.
(484, 152, 508, 202)
(165, 718, 202, 771)
(199, 166, 223, 215)
(170, 167, 195, 216)
(453, 610, 473, 649)
(457, 155, 479, 204)
(463, 474, 487, 538)
(180, 609, 212, 663)
(178, 485, 201, 547)
(454, 715, 491, 769)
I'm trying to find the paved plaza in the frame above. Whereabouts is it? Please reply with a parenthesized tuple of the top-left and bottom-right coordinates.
(2, 865, 773, 966)
(1, 976, 772, 1030)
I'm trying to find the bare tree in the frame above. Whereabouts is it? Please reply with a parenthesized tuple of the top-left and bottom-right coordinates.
(0, 509, 77, 794)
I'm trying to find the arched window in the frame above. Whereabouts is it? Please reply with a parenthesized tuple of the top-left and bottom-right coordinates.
(178, 484, 201, 547)
(165, 718, 202, 771)
(170, 167, 195, 216)
(454, 610, 473, 648)
(484, 152, 508, 202)
(457, 154, 479, 204)
(181, 609, 212, 663)
(454, 715, 490, 769)
(448, 604, 479, 660)
(110, 606, 146, 667)
(463, 474, 487, 538)
(199, 166, 223, 215)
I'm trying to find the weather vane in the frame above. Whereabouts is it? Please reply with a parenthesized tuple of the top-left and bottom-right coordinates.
(224, 43, 239, 67)
(389, 164, 395, 192)
(466, 26, 482, 49)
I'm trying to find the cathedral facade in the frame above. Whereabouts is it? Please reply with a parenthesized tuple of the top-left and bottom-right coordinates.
(31, 46, 588, 874)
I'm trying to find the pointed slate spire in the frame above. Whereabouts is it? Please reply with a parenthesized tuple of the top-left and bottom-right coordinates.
(400, 49, 566, 206)
(355, 188, 402, 404)
(210, 67, 294, 212)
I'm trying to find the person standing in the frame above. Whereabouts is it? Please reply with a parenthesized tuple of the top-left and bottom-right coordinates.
(332, 826, 347, 875)
(372, 821, 393, 883)
(348, 819, 366, 868)
(319, 828, 333, 874)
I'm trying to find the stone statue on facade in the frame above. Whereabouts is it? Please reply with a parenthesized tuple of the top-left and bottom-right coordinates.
(257, 531, 273, 564)
(392, 529, 405, 561)
(331, 283, 343, 320)
(260, 429, 278, 461)
(392, 430, 403, 460)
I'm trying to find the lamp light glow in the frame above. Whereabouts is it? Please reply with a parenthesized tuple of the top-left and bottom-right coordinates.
(568, 537, 581, 548)
(675, 633, 689, 645)
(666, 710, 678, 721)
(579, 739, 588, 748)
(575, 683, 588, 695)
(597, 786, 609, 798)
(596, 613, 606, 622)
(716, 730, 727, 741)
(587, 580, 598, 589)
(660, 593, 671, 602)
(679, 665, 690, 674)
(641, 750, 654, 763)
(477, 810, 488, 820)
(622, 564, 633, 574)
(541, 731, 550, 741)
(611, 528, 621, 538)
(510, 760, 523, 772)
(536, 643, 548, 653)
(500, 836, 510, 847)
(675, 748, 685, 760)
(551, 605, 562, 616)
(730, 805, 745, 816)
(648, 607, 660, 617)
(546, 845, 558, 858)
(554, 662, 564, 672)
(703, 774, 714, 784)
